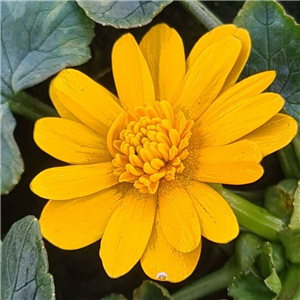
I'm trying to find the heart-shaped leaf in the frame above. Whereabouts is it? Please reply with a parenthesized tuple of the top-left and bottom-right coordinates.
(0, 1, 94, 194)
(76, 1, 172, 29)
(234, 0, 300, 123)
(1, 1, 94, 99)
(1, 216, 55, 300)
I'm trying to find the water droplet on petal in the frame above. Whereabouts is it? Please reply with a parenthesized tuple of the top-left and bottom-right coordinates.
(156, 272, 168, 281)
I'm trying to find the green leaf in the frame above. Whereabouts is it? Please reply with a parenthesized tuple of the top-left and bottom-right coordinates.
(277, 181, 300, 263)
(0, 103, 24, 195)
(264, 179, 297, 221)
(278, 230, 300, 264)
(76, 1, 172, 29)
(228, 273, 276, 300)
(265, 270, 282, 296)
(235, 233, 265, 275)
(277, 142, 300, 180)
(1, 1, 94, 100)
(277, 263, 300, 300)
(234, 0, 300, 123)
(234, 233, 285, 299)
(1, 216, 55, 300)
(133, 280, 173, 300)
(289, 181, 300, 232)
(258, 243, 283, 295)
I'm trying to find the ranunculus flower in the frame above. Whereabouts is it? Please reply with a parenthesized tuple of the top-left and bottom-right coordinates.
(30, 24, 297, 282)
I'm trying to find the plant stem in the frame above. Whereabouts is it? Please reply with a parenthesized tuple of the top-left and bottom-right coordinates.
(8, 91, 58, 122)
(227, 189, 265, 206)
(172, 258, 238, 300)
(222, 188, 283, 242)
(179, 1, 223, 30)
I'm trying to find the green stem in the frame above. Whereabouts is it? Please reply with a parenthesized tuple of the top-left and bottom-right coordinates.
(172, 257, 238, 300)
(222, 188, 283, 242)
(227, 189, 265, 206)
(179, 1, 223, 30)
(277, 143, 300, 180)
(8, 91, 58, 122)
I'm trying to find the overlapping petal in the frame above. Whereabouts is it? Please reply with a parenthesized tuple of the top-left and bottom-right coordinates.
(50, 82, 80, 122)
(34, 117, 111, 164)
(187, 24, 251, 89)
(30, 162, 118, 200)
(210, 70, 276, 106)
(106, 111, 127, 157)
(141, 212, 201, 283)
(50, 69, 123, 137)
(112, 33, 155, 111)
(187, 181, 239, 243)
(173, 35, 242, 120)
(140, 23, 185, 102)
(239, 114, 298, 156)
(40, 187, 122, 250)
(188, 140, 263, 184)
(100, 188, 156, 278)
(158, 180, 201, 253)
(193, 92, 284, 148)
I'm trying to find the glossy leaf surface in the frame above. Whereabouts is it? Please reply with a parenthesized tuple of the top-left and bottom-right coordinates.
(77, 1, 172, 28)
(1, 216, 55, 300)
(234, 1, 300, 123)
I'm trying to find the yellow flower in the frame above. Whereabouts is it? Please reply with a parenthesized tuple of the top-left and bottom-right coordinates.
(30, 24, 297, 282)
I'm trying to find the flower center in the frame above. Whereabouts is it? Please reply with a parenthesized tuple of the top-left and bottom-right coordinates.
(110, 101, 193, 194)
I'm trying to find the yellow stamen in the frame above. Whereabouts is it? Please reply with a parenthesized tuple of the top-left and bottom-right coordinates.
(108, 100, 193, 194)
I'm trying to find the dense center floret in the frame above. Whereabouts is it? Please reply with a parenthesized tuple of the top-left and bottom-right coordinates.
(112, 101, 193, 194)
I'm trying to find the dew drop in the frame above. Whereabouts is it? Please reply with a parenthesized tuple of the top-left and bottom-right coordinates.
(156, 272, 168, 281)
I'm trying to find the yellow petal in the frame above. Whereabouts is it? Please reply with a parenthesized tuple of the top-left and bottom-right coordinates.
(187, 181, 239, 243)
(100, 189, 156, 278)
(187, 24, 237, 69)
(34, 118, 111, 164)
(139, 23, 185, 102)
(222, 28, 251, 90)
(173, 35, 242, 120)
(158, 179, 201, 252)
(141, 212, 201, 283)
(188, 140, 263, 184)
(187, 24, 250, 89)
(50, 69, 123, 136)
(40, 187, 122, 250)
(30, 162, 118, 200)
(112, 33, 155, 111)
(204, 70, 275, 108)
(240, 113, 298, 156)
(49, 81, 80, 122)
(106, 111, 126, 157)
(194, 92, 284, 148)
